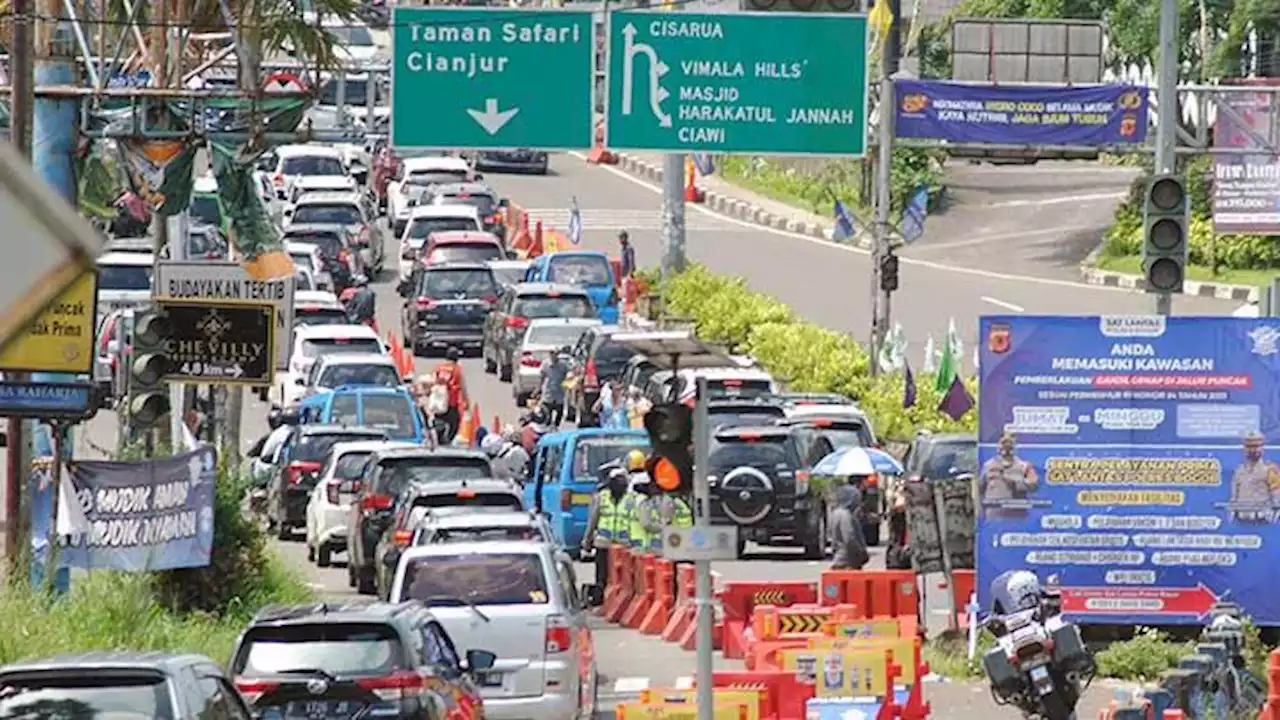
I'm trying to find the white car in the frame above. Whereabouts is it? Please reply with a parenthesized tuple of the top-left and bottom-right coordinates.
(286, 175, 357, 205)
(514, 318, 602, 407)
(96, 251, 154, 321)
(290, 351, 403, 406)
(397, 205, 485, 281)
(295, 265, 316, 291)
(320, 15, 382, 64)
(305, 439, 414, 566)
(387, 155, 476, 238)
(287, 241, 334, 292)
(389, 541, 598, 720)
(259, 144, 351, 201)
(273, 324, 386, 408)
(294, 290, 349, 328)
(248, 425, 293, 488)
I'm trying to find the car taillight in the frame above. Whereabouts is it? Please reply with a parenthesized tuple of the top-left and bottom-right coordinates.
(357, 671, 426, 701)
(416, 297, 437, 310)
(520, 352, 541, 368)
(545, 614, 572, 654)
(795, 470, 810, 495)
(560, 488, 572, 512)
(234, 678, 279, 704)
(584, 359, 598, 389)
(362, 494, 393, 511)
(287, 461, 323, 485)
(272, 173, 284, 186)
(393, 529, 413, 546)
(482, 294, 499, 305)
(506, 316, 529, 329)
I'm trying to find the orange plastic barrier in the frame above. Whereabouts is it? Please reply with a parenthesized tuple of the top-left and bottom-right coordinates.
(1261, 648, 1280, 720)
(663, 563, 697, 642)
(719, 582, 819, 660)
(504, 202, 526, 246)
(586, 120, 617, 165)
(641, 688, 765, 720)
(820, 570, 919, 621)
(603, 546, 634, 623)
(509, 213, 534, 257)
(684, 157, 705, 203)
(773, 640, 931, 719)
(622, 553, 656, 628)
(640, 558, 675, 635)
(712, 670, 814, 720)
(942, 569, 976, 628)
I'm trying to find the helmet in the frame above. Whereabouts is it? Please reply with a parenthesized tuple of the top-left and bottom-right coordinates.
(990, 570, 1042, 615)
(480, 433, 504, 457)
(625, 449, 647, 471)
(445, 346, 461, 361)
(530, 406, 549, 425)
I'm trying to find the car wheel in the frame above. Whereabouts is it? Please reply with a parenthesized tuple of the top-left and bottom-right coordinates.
(317, 543, 332, 568)
(307, 543, 315, 562)
(276, 521, 292, 541)
(863, 519, 882, 547)
(802, 505, 826, 560)
(537, 162, 549, 175)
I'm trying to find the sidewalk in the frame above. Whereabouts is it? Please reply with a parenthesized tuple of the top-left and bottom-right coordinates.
(614, 152, 869, 249)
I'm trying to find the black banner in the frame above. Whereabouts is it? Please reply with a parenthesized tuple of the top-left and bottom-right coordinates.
(158, 300, 275, 386)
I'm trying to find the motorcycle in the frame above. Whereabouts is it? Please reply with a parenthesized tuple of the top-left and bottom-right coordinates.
(982, 578, 1095, 720)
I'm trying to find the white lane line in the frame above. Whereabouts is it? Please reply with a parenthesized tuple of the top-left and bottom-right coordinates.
(979, 191, 1126, 209)
(306, 582, 326, 590)
(567, 151, 1148, 294)
(612, 677, 651, 693)
(906, 223, 1102, 253)
(675, 676, 695, 689)
(980, 296, 1026, 312)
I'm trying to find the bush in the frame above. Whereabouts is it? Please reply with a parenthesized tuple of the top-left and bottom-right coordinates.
(1094, 627, 1192, 680)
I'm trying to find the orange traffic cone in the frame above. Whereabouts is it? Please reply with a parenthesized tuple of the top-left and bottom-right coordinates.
(586, 120, 617, 165)
(684, 157, 704, 203)
(469, 405, 482, 447)
(455, 404, 475, 446)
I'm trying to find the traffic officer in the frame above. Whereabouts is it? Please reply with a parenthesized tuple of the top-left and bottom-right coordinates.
(1229, 431, 1280, 522)
(628, 481, 656, 553)
(581, 464, 631, 605)
(978, 431, 1039, 520)
(647, 491, 695, 553)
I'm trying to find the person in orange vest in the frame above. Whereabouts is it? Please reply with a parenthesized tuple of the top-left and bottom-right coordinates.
(431, 347, 469, 443)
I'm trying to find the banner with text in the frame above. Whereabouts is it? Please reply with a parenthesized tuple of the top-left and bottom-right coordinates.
(1211, 83, 1280, 235)
(60, 448, 216, 571)
(895, 81, 1149, 146)
(977, 315, 1280, 625)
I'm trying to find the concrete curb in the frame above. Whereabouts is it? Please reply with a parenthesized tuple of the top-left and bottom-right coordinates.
(1078, 264, 1259, 303)
(614, 152, 872, 250)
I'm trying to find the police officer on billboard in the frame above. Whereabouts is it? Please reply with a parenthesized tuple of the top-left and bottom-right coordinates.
(979, 432, 1039, 520)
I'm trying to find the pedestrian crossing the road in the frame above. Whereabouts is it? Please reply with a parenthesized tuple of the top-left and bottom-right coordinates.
(522, 208, 739, 233)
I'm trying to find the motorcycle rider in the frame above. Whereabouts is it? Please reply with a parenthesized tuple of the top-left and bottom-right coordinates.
(481, 431, 531, 483)
(343, 276, 378, 332)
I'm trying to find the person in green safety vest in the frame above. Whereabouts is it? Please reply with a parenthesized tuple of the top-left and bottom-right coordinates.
(629, 478, 656, 552)
(645, 493, 695, 553)
(581, 464, 631, 606)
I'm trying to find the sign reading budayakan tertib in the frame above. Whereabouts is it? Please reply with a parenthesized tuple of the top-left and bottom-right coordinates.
(605, 12, 869, 155)
(391, 7, 595, 150)
(156, 300, 275, 386)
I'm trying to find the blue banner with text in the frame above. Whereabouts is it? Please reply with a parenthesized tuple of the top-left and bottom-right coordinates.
(977, 315, 1280, 625)
(895, 81, 1149, 146)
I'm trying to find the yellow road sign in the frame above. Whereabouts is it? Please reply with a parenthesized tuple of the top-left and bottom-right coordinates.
(779, 613, 824, 634)
(753, 589, 790, 605)
(0, 270, 98, 373)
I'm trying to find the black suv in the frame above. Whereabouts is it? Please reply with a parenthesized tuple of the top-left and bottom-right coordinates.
(706, 398, 787, 432)
(348, 447, 494, 595)
(566, 325, 639, 426)
(399, 262, 499, 356)
(0, 651, 251, 719)
(267, 423, 390, 541)
(707, 424, 834, 559)
(231, 602, 495, 720)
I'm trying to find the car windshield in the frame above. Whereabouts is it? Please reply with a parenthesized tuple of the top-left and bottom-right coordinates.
(300, 338, 383, 358)
(573, 438, 650, 477)
(402, 553, 549, 606)
(190, 194, 221, 226)
(705, 379, 773, 399)
(361, 395, 417, 439)
(318, 363, 400, 388)
(406, 170, 469, 186)
(282, 155, 346, 176)
(708, 409, 785, 430)
(319, 77, 373, 106)
(407, 218, 480, 239)
(436, 193, 495, 214)
(0, 674, 173, 719)
(548, 255, 611, 286)
(296, 434, 379, 463)
(420, 268, 497, 298)
(327, 25, 375, 45)
(293, 203, 362, 225)
(334, 451, 374, 479)
(489, 265, 527, 287)
(412, 492, 523, 512)
(234, 623, 404, 678)
(526, 324, 591, 348)
(289, 253, 317, 271)
(285, 231, 343, 258)
(98, 265, 152, 291)
(426, 245, 502, 265)
(376, 458, 492, 497)
(593, 341, 636, 374)
(707, 437, 797, 471)
(811, 421, 872, 448)
(294, 308, 351, 327)
(512, 294, 595, 320)
(295, 271, 314, 291)
(920, 440, 979, 479)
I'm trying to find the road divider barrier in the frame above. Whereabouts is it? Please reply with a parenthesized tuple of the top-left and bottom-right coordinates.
(621, 553, 656, 629)
(820, 570, 920, 622)
(640, 558, 676, 635)
(604, 545, 634, 623)
(663, 562, 697, 643)
(586, 120, 617, 165)
(720, 581, 819, 660)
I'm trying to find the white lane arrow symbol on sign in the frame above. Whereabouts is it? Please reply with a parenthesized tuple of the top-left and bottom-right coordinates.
(467, 98, 519, 135)
(228, 364, 245, 379)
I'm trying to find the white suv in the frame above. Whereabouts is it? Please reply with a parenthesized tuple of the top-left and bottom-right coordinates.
(272, 324, 386, 409)
(305, 439, 415, 566)
(390, 540, 598, 720)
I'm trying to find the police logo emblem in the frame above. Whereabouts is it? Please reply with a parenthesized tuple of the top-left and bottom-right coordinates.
(988, 323, 1011, 354)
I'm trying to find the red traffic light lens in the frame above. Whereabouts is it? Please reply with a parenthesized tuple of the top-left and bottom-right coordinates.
(650, 457, 682, 493)
(1150, 177, 1184, 211)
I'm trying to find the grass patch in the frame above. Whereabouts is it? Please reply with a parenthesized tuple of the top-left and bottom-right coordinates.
(719, 155, 868, 217)
(1094, 254, 1278, 290)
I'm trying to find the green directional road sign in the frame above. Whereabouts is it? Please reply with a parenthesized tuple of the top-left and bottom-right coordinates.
(605, 11, 868, 156)
(392, 7, 595, 150)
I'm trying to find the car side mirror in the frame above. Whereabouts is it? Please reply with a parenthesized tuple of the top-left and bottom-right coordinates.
(506, 250, 519, 260)
(465, 649, 496, 672)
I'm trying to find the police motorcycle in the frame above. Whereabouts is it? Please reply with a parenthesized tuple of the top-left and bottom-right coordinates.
(982, 570, 1096, 720)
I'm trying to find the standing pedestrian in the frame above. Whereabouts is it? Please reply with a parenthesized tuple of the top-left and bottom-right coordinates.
(430, 347, 468, 443)
(618, 230, 636, 278)
(593, 379, 628, 429)
(830, 484, 870, 570)
(538, 345, 572, 426)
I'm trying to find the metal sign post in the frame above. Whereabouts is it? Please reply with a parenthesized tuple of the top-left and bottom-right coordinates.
(693, 375, 714, 720)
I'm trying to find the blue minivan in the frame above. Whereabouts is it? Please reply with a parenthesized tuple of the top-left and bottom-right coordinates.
(295, 385, 427, 444)
(526, 428, 650, 553)
(525, 251, 620, 324)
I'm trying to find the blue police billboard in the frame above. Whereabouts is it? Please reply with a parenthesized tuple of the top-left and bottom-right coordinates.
(977, 315, 1280, 625)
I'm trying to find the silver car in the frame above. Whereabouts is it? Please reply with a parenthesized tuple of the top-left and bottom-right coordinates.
(411, 510, 559, 546)
(513, 318, 602, 407)
(389, 540, 598, 720)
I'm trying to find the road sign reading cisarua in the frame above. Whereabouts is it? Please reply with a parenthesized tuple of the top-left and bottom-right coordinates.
(605, 11, 869, 155)
(156, 300, 275, 387)
(391, 7, 595, 150)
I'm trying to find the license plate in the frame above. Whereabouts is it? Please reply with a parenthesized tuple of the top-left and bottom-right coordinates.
(478, 671, 505, 688)
(279, 699, 366, 719)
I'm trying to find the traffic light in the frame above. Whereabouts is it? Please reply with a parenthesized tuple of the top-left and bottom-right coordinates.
(127, 309, 172, 429)
(740, 0, 858, 12)
(879, 252, 899, 293)
(1142, 174, 1188, 295)
(643, 402, 694, 495)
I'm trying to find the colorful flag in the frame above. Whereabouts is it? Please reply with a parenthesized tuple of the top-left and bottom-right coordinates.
(934, 318, 960, 394)
(878, 322, 906, 373)
(922, 334, 937, 373)
(938, 375, 975, 421)
(869, 0, 894, 50)
(833, 200, 857, 243)
(903, 361, 917, 409)
(567, 196, 583, 246)
(901, 185, 929, 243)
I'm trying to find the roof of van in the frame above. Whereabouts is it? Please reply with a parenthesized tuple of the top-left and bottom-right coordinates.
(97, 251, 155, 266)
(403, 156, 470, 173)
(294, 324, 381, 340)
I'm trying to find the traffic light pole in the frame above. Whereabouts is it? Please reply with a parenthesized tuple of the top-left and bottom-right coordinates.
(1153, 0, 1179, 316)
(692, 376, 713, 720)
(869, 0, 901, 374)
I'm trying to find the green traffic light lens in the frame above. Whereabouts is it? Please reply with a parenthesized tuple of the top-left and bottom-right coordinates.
(131, 393, 170, 426)
(135, 313, 172, 346)
(1150, 178, 1184, 212)
(1148, 257, 1183, 292)
(1150, 218, 1183, 252)
(133, 354, 170, 385)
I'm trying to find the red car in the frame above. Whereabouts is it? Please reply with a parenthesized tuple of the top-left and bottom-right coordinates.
(418, 231, 507, 267)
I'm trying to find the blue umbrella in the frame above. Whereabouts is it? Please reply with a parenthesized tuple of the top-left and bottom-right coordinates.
(814, 446, 904, 477)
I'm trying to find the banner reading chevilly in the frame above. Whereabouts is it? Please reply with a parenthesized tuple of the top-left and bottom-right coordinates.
(894, 80, 1150, 146)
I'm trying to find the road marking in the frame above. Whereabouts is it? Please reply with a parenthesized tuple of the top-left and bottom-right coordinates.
(306, 582, 326, 590)
(980, 296, 1025, 312)
(675, 676, 694, 689)
(612, 677, 651, 693)
(523, 207, 736, 232)
(903, 223, 1102, 254)
(567, 151, 1155, 295)
(978, 191, 1126, 209)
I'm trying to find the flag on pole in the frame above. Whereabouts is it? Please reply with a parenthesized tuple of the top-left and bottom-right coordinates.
(868, 0, 894, 50)
(567, 196, 584, 246)
(938, 375, 975, 421)
(833, 200, 857, 243)
(903, 361, 917, 409)
(934, 318, 961, 394)
(877, 322, 906, 373)
(922, 334, 937, 373)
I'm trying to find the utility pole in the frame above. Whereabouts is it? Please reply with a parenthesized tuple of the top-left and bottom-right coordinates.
(868, 0, 900, 375)
(658, 0, 686, 277)
(1154, 0, 1178, 316)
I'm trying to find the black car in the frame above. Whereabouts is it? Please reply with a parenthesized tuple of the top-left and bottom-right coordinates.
(706, 398, 787, 432)
(0, 651, 251, 719)
(708, 424, 835, 559)
(567, 326, 641, 427)
(267, 424, 390, 541)
(348, 447, 494, 595)
(482, 282, 597, 382)
(474, 149, 549, 175)
(399, 262, 499, 356)
(777, 411, 882, 544)
(283, 224, 363, 289)
(231, 601, 494, 720)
